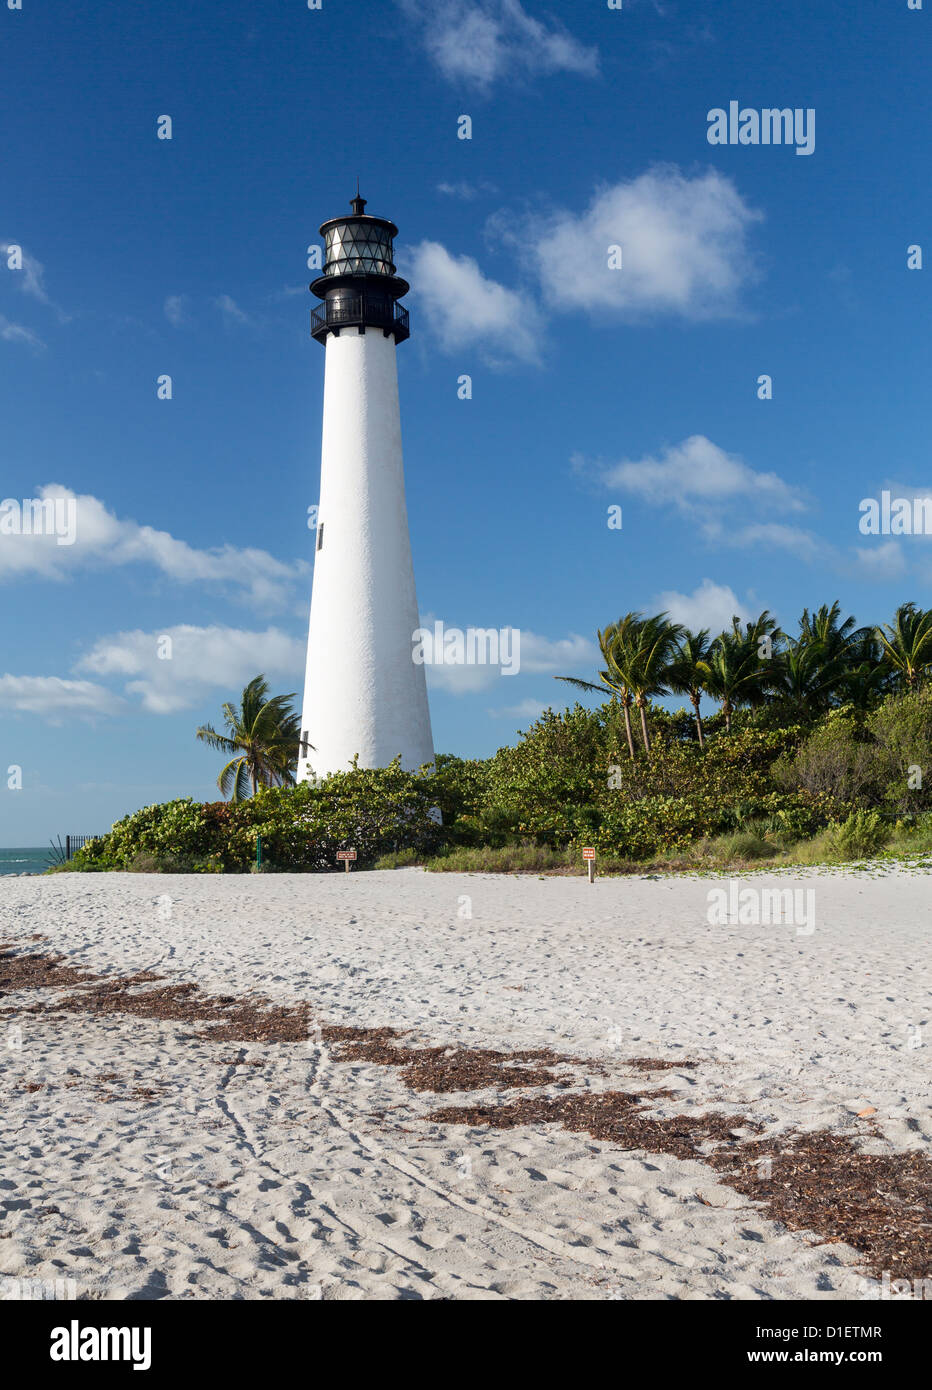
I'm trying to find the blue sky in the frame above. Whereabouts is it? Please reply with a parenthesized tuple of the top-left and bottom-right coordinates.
(1, 0, 930, 844)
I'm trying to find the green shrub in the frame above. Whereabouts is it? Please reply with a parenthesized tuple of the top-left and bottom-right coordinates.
(715, 831, 775, 861)
(825, 809, 889, 861)
(67, 687, 930, 874)
(73, 762, 445, 873)
(427, 842, 576, 874)
(425, 843, 642, 875)
(373, 847, 424, 870)
(867, 687, 932, 815)
(771, 706, 875, 809)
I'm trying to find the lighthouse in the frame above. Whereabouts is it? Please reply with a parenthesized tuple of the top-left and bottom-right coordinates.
(297, 193, 435, 781)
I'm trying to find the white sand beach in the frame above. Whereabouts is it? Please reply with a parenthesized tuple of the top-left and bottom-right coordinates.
(1, 867, 929, 1301)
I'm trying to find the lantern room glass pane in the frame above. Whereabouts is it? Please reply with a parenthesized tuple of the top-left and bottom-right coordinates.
(324, 222, 394, 276)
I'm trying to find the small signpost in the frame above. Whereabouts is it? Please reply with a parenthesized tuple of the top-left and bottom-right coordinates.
(336, 849, 357, 873)
(582, 847, 596, 884)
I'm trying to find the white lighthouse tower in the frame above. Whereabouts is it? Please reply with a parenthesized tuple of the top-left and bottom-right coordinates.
(297, 193, 435, 781)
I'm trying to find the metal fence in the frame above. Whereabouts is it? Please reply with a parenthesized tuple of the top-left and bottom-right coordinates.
(64, 835, 96, 860)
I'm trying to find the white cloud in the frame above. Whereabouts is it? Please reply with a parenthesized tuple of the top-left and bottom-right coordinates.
(1, 238, 69, 323)
(504, 166, 762, 320)
(598, 435, 804, 517)
(880, 484, 932, 532)
(650, 579, 752, 634)
(0, 484, 309, 610)
(854, 541, 908, 580)
(592, 436, 817, 560)
(408, 168, 761, 362)
(77, 625, 305, 715)
(164, 294, 192, 327)
(422, 623, 596, 694)
(437, 180, 498, 200)
(426, 662, 502, 695)
(0, 314, 43, 350)
(400, 0, 599, 89)
(488, 697, 549, 720)
(405, 240, 544, 363)
(1, 238, 50, 304)
(518, 630, 596, 673)
(0, 674, 125, 721)
(214, 294, 253, 328)
(268, 285, 309, 301)
(722, 522, 824, 560)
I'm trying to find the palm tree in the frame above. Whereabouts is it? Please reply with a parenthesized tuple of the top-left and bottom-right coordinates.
(776, 602, 865, 712)
(666, 628, 713, 747)
(701, 612, 777, 732)
(875, 603, 932, 689)
(799, 601, 860, 659)
(556, 614, 642, 759)
(196, 675, 302, 800)
(842, 629, 892, 709)
(774, 635, 840, 713)
(608, 612, 684, 752)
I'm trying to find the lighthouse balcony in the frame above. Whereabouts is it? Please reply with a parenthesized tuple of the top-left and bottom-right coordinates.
(311, 296, 410, 344)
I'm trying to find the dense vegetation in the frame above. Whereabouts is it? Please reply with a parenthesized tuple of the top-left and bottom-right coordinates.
(67, 601, 932, 874)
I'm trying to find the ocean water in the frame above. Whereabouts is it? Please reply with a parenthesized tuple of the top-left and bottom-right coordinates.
(0, 848, 53, 876)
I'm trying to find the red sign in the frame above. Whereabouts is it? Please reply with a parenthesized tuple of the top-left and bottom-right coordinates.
(582, 847, 596, 860)
(336, 849, 357, 861)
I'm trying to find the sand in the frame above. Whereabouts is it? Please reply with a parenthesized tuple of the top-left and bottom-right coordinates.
(0, 866, 929, 1301)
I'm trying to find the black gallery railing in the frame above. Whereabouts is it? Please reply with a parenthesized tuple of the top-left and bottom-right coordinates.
(311, 297, 410, 341)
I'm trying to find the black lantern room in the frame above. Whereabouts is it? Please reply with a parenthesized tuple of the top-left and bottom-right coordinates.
(310, 193, 410, 345)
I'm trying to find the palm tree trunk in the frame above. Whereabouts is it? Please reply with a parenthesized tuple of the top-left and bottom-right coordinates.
(723, 702, 732, 734)
(637, 698, 651, 753)
(621, 700, 636, 760)
(691, 694, 705, 748)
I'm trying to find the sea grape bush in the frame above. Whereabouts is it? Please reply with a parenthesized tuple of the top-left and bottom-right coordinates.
(71, 687, 931, 873)
(74, 761, 444, 872)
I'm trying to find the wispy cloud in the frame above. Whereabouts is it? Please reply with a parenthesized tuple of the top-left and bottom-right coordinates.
(0, 484, 309, 611)
(1, 238, 50, 304)
(437, 180, 498, 201)
(577, 434, 825, 561)
(77, 625, 304, 715)
(853, 540, 908, 580)
(214, 294, 255, 328)
(0, 674, 125, 721)
(0, 314, 44, 350)
(424, 623, 595, 694)
(487, 697, 549, 720)
(399, 0, 599, 90)
(164, 294, 192, 327)
(1, 238, 69, 322)
(720, 522, 824, 560)
(518, 631, 596, 673)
